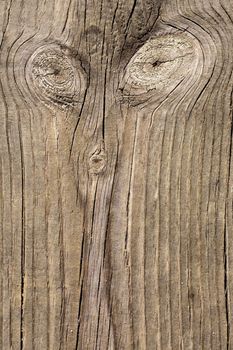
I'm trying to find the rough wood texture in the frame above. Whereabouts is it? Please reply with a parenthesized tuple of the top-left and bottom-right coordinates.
(1, 0, 233, 349)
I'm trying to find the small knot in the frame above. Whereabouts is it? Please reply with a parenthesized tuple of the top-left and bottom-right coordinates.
(88, 147, 107, 175)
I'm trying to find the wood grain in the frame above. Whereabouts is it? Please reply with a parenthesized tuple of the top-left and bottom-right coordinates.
(1, 0, 233, 349)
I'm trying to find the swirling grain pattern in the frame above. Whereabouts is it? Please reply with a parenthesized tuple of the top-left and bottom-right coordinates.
(28, 45, 87, 110)
(0, 0, 233, 349)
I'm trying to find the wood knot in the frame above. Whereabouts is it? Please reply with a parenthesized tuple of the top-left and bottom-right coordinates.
(28, 44, 87, 110)
(88, 147, 107, 175)
(120, 33, 197, 101)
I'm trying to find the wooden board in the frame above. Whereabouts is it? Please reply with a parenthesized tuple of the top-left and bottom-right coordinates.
(0, 0, 233, 348)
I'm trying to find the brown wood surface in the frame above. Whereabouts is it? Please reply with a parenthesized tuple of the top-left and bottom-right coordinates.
(1, 0, 233, 349)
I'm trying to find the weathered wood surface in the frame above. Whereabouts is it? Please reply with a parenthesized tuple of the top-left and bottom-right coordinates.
(1, 0, 233, 349)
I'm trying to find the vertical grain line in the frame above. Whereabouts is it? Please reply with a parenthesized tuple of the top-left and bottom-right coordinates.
(225, 100, 233, 349)
(224, 215, 229, 350)
(0, 157, 3, 350)
(29, 114, 36, 350)
(18, 114, 25, 350)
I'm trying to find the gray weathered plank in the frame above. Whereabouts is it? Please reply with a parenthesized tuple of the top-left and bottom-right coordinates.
(0, 0, 233, 349)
